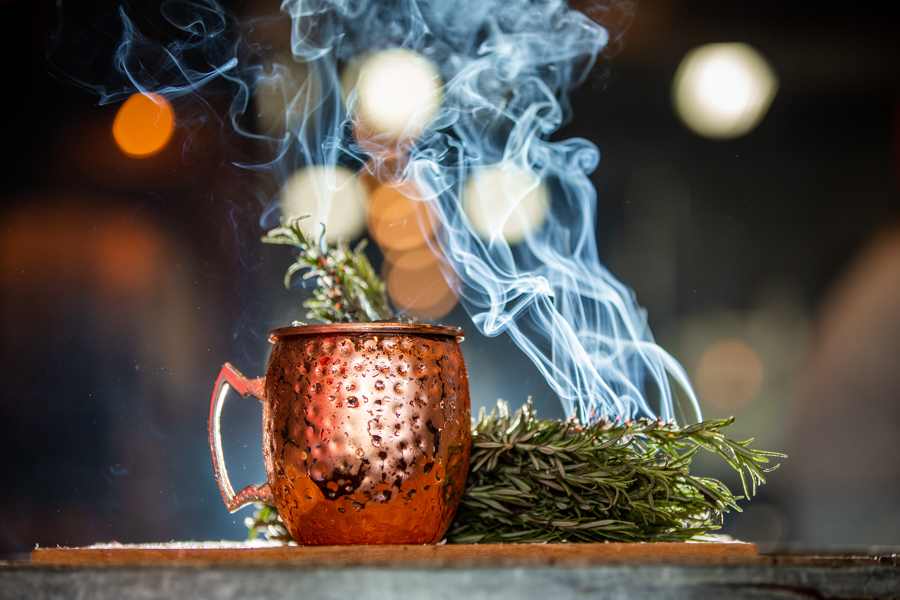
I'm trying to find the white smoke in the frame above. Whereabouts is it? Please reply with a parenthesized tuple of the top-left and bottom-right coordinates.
(81, 0, 701, 424)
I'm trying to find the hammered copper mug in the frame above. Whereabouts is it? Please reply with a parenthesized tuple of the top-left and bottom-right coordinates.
(209, 323, 471, 545)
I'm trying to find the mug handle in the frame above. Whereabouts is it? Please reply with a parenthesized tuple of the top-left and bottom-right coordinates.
(208, 362, 275, 512)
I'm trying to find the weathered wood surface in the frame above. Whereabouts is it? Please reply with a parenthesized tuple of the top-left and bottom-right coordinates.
(31, 541, 758, 566)
(5, 558, 900, 600)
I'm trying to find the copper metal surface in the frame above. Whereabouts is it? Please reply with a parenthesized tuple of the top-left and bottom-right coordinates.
(211, 323, 471, 545)
(269, 322, 464, 341)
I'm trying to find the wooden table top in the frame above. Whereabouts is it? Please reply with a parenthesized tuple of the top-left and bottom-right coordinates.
(31, 540, 761, 566)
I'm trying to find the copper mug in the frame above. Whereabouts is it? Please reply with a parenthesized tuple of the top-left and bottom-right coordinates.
(209, 323, 471, 544)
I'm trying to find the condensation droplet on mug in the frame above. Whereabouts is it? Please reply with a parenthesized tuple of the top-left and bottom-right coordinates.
(397, 362, 409, 376)
(374, 380, 385, 391)
(371, 435, 382, 447)
(347, 396, 359, 408)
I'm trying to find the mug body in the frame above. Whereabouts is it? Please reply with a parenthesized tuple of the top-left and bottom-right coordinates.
(262, 323, 471, 544)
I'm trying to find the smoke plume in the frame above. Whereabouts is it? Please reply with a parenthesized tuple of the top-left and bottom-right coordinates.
(67, 0, 701, 424)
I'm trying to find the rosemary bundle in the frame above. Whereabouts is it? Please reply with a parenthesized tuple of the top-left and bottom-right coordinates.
(262, 216, 393, 323)
(445, 399, 782, 543)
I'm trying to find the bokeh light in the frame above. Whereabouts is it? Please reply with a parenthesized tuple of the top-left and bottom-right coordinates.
(254, 61, 312, 135)
(363, 179, 457, 320)
(280, 165, 368, 243)
(672, 43, 778, 140)
(384, 246, 458, 321)
(352, 48, 442, 142)
(112, 92, 175, 158)
(694, 338, 763, 409)
(463, 164, 550, 244)
(366, 181, 434, 252)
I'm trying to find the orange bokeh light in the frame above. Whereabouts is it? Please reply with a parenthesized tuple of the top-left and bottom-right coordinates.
(384, 247, 458, 321)
(367, 181, 434, 252)
(112, 92, 175, 158)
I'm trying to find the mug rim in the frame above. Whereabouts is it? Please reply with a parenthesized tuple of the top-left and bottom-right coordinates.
(268, 322, 465, 342)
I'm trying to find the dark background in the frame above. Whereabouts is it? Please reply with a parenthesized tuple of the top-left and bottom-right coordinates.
(1, 0, 899, 555)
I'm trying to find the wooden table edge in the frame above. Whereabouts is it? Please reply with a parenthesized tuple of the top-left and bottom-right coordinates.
(31, 542, 761, 566)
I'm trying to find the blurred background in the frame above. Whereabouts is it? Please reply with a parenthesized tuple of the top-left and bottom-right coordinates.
(1, 0, 899, 556)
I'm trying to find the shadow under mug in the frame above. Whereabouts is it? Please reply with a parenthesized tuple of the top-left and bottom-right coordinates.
(209, 322, 471, 545)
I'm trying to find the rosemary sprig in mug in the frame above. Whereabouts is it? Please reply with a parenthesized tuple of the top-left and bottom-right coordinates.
(262, 216, 393, 323)
(251, 218, 785, 543)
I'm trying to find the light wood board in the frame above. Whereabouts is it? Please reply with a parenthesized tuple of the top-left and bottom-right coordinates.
(31, 541, 758, 566)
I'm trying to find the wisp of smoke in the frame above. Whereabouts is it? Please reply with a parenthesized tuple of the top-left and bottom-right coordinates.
(70, 0, 700, 424)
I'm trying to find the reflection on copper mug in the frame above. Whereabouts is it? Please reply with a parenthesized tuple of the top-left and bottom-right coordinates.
(209, 323, 471, 545)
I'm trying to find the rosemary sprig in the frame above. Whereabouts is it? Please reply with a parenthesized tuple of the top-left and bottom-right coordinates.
(262, 215, 394, 323)
(245, 399, 784, 544)
(446, 399, 784, 543)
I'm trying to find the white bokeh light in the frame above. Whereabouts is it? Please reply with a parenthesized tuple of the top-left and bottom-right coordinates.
(280, 165, 368, 243)
(673, 43, 778, 140)
(352, 48, 443, 142)
(463, 163, 550, 245)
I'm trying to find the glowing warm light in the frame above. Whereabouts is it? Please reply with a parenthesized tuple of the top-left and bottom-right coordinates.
(112, 92, 175, 158)
(694, 338, 763, 409)
(353, 49, 442, 142)
(280, 166, 368, 243)
(255, 61, 311, 135)
(367, 182, 434, 252)
(384, 247, 457, 320)
(463, 164, 550, 244)
(340, 56, 364, 103)
(672, 43, 778, 140)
